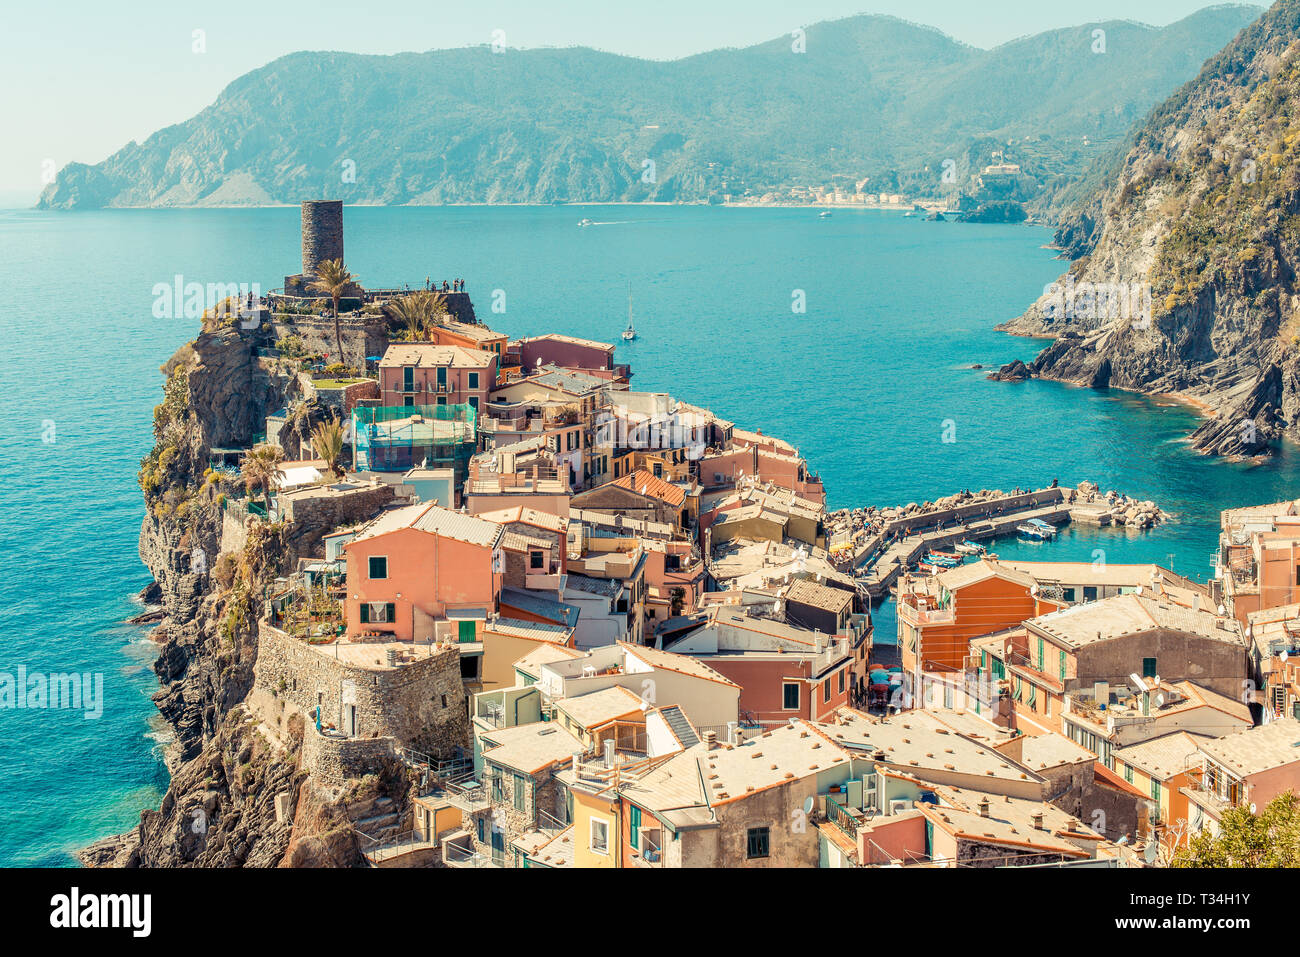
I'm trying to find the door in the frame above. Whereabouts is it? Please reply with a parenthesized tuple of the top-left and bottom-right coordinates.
(345, 705, 357, 737)
(490, 826, 506, 866)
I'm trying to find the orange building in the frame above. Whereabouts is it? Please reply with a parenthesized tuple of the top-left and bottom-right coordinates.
(342, 502, 503, 641)
(897, 560, 1063, 681)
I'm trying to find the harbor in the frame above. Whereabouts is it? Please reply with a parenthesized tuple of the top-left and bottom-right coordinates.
(827, 483, 1171, 600)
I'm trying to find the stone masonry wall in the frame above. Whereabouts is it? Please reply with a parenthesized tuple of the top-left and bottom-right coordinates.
(252, 622, 470, 762)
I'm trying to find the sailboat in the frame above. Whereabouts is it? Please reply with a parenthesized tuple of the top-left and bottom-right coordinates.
(622, 287, 637, 341)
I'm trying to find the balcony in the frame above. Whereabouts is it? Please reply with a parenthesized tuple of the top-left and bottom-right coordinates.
(526, 570, 564, 591)
(812, 636, 852, 676)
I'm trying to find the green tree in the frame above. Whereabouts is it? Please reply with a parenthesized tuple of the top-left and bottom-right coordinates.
(307, 258, 358, 363)
(239, 444, 286, 512)
(310, 416, 347, 479)
(1171, 791, 1300, 867)
(385, 290, 448, 341)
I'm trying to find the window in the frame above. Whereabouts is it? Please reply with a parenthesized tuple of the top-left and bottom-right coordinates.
(477, 817, 485, 842)
(468, 371, 480, 390)
(1123, 763, 1134, 784)
(1142, 657, 1158, 679)
(402, 367, 414, 391)
(590, 818, 609, 855)
(468, 396, 479, 412)
(1037, 637, 1044, 670)
(1059, 649, 1067, 681)
(491, 768, 504, 802)
(436, 366, 447, 386)
(837, 670, 845, 694)
(782, 682, 800, 710)
(1062, 587, 1076, 602)
(359, 602, 395, 624)
(746, 826, 770, 859)
(403, 396, 414, 407)
(513, 773, 527, 813)
(1083, 586, 1098, 602)
(530, 550, 546, 570)
(823, 679, 831, 703)
(368, 556, 388, 580)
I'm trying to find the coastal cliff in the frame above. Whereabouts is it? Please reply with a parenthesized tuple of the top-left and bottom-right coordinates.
(996, 0, 1300, 456)
(85, 320, 405, 867)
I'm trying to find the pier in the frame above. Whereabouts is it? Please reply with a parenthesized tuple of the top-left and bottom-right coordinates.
(856, 501, 1072, 599)
(831, 483, 1168, 601)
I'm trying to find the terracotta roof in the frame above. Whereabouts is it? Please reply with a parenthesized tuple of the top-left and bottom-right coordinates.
(618, 641, 741, 689)
(346, 502, 503, 548)
(379, 343, 495, 368)
(611, 469, 687, 508)
(786, 578, 854, 614)
(1198, 717, 1300, 778)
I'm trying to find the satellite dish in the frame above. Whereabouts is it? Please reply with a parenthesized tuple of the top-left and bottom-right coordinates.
(803, 796, 815, 814)
(1217, 604, 1227, 616)
(1135, 585, 1144, 596)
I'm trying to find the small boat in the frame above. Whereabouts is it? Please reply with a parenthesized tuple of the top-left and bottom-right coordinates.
(578, 218, 594, 227)
(622, 286, 637, 341)
(1017, 519, 1058, 541)
(916, 561, 940, 575)
(819, 210, 832, 218)
(930, 551, 964, 563)
(954, 541, 986, 555)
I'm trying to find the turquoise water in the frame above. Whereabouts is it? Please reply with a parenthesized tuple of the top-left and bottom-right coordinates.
(2, 204, 1298, 865)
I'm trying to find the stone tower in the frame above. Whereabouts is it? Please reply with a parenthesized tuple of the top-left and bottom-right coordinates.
(301, 200, 344, 279)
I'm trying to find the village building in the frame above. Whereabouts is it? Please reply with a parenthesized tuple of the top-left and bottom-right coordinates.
(660, 607, 854, 726)
(341, 502, 503, 642)
(1183, 717, 1300, 838)
(378, 342, 498, 413)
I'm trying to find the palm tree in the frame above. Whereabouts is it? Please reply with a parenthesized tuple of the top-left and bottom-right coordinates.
(310, 416, 347, 479)
(307, 259, 358, 363)
(287, 399, 314, 457)
(240, 444, 286, 512)
(385, 290, 449, 341)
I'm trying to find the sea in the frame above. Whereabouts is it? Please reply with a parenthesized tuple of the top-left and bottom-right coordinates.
(2, 204, 1298, 866)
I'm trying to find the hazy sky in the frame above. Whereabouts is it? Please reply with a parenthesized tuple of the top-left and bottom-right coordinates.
(0, 0, 1259, 200)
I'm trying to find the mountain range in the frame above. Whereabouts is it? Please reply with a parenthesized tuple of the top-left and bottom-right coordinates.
(39, 8, 1262, 209)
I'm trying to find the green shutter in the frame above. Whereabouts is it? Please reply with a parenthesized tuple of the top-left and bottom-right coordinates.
(386, 603, 395, 624)
(630, 806, 641, 849)
(1059, 649, 1066, 681)
(360, 603, 370, 624)
(459, 619, 477, 642)
(1037, 637, 1044, 670)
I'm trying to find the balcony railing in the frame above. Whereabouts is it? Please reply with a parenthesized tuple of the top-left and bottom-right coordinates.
(825, 795, 860, 839)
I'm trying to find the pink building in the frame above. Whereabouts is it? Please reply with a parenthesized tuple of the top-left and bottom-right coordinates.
(342, 502, 504, 642)
(379, 343, 498, 415)
(517, 333, 618, 374)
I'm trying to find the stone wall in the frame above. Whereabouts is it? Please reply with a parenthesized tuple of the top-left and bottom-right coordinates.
(300, 725, 395, 790)
(279, 482, 396, 561)
(268, 315, 390, 369)
(252, 621, 470, 761)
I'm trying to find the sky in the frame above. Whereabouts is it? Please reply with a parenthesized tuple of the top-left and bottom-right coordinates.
(0, 0, 1261, 202)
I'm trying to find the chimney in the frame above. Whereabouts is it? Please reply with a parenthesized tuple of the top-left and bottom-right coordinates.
(703, 730, 718, 751)
(1031, 810, 1045, 830)
(733, 728, 745, 747)
(978, 797, 990, 818)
